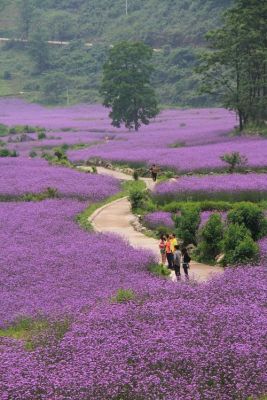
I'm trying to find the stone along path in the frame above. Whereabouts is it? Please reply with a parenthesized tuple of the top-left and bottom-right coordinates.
(86, 167, 223, 283)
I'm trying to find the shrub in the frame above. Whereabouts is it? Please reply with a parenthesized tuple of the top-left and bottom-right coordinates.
(10, 150, 18, 157)
(0, 149, 17, 157)
(54, 148, 67, 160)
(227, 202, 267, 240)
(3, 71, 12, 80)
(222, 223, 259, 266)
(0, 148, 10, 157)
(29, 150, 38, 158)
(129, 188, 146, 211)
(92, 166, 97, 174)
(149, 263, 171, 277)
(111, 289, 135, 303)
(220, 151, 248, 172)
(38, 131, 46, 140)
(0, 124, 8, 137)
(197, 214, 224, 263)
(133, 170, 139, 181)
(174, 205, 200, 245)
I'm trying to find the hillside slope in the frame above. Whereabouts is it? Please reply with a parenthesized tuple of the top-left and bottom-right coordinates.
(0, 0, 232, 105)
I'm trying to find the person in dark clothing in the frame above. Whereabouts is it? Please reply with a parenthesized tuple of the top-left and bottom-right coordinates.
(173, 244, 182, 279)
(182, 247, 191, 279)
(149, 164, 159, 182)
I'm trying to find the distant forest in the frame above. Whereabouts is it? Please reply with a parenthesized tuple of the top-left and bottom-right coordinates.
(0, 0, 232, 105)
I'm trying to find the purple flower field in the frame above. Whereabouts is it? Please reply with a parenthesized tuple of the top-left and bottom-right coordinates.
(154, 173, 267, 201)
(0, 263, 266, 399)
(143, 211, 175, 230)
(1, 99, 267, 173)
(1, 99, 267, 399)
(259, 237, 267, 261)
(0, 200, 156, 326)
(0, 157, 120, 200)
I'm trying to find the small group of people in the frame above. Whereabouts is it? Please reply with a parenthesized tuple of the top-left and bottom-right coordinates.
(159, 234, 191, 280)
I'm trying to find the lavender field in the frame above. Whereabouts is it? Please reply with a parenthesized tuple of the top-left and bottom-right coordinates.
(1, 99, 266, 399)
(1, 99, 267, 173)
(154, 173, 267, 202)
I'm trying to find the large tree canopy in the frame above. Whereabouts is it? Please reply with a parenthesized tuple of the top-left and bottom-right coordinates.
(100, 41, 159, 131)
(198, 0, 267, 130)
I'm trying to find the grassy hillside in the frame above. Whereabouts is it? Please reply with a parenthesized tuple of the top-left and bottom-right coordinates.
(0, 0, 232, 106)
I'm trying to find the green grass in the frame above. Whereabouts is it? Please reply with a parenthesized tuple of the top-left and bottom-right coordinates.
(111, 288, 135, 303)
(0, 317, 71, 350)
(76, 179, 146, 231)
(148, 263, 171, 278)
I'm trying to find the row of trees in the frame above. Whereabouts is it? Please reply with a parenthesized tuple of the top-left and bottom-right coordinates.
(199, 0, 267, 130)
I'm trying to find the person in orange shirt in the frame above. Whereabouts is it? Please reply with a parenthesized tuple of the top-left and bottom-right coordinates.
(165, 234, 174, 270)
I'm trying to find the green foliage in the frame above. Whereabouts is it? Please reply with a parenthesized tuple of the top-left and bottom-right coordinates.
(148, 263, 171, 278)
(0, 316, 71, 350)
(0, 0, 233, 105)
(38, 131, 46, 140)
(101, 41, 159, 130)
(29, 30, 50, 73)
(0, 124, 9, 137)
(227, 202, 267, 240)
(0, 148, 18, 157)
(42, 72, 69, 104)
(133, 170, 139, 181)
(197, 213, 224, 262)
(222, 223, 259, 266)
(29, 150, 37, 158)
(174, 205, 200, 245)
(220, 152, 248, 172)
(111, 289, 135, 303)
(22, 187, 58, 202)
(54, 147, 67, 160)
(161, 200, 232, 213)
(129, 188, 146, 212)
(198, 0, 267, 129)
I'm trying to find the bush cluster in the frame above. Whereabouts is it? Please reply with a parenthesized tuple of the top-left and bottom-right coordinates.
(0, 149, 18, 157)
(174, 205, 200, 245)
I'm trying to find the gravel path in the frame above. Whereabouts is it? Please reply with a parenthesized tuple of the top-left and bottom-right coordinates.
(87, 166, 223, 283)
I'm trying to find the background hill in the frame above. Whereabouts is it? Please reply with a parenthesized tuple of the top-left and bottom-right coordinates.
(0, 0, 232, 106)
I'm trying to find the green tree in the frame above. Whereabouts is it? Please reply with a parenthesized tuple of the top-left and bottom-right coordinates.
(197, 213, 224, 262)
(29, 30, 50, 73)
(198, 0, 267, 130)
(222, 223, 259, 266)
(42, 72, 69, 104)
(100, 41, 159, 131)
(19, 0, 35, 39)
(174, 205, 200, 246)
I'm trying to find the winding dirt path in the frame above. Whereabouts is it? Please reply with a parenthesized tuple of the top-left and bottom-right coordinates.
(86, 167, 223, 283)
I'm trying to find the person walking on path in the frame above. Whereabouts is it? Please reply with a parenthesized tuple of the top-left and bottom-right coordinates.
(166, 235, 174, 270)
(173, 245, 182, 280)
(149, 164, 159, 182)
(159, 235, 167, 265)
(182, 247, 191, 279)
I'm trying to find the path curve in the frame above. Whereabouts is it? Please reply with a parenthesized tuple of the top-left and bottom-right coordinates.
(86, 166, 223, 283)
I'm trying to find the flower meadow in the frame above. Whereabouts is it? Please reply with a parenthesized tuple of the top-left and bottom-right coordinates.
(154, 173, 267, 202)
(0, 157, 120, 200)
(143, 211, 175, 230)
(0, 265, 266, 399)
(0, 200, 157, 327)
(0, 99, 267, 399)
